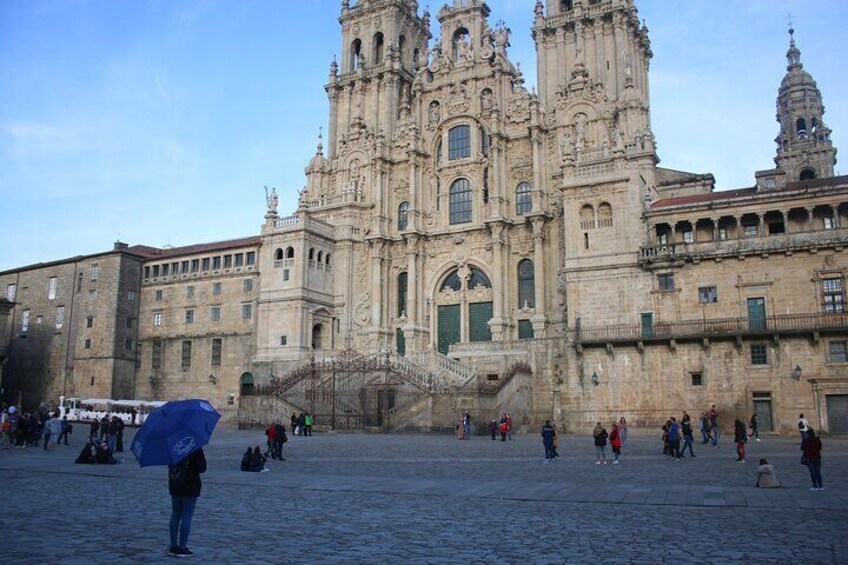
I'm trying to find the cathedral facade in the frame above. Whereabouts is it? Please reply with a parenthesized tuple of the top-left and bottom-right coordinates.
(2, 0, 847, 435)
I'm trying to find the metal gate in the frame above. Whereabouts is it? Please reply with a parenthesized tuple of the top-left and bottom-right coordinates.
(826, 394, 848, 434)
(276, 351, 435, 430)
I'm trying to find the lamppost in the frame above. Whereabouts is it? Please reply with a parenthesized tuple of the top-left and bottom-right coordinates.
(591, 371, 600, 386)
(793, 365, 802, 380)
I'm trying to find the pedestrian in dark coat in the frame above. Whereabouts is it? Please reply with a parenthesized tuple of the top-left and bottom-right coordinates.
(801, 428, 823, 490)
(167, 448, 207, 557)
(734, 419, 748, 462)
(488, 418, 498, 441)
(541, 420, 555, 462)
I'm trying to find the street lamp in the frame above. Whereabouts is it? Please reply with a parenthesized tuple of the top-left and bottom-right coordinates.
(793, 365, 802, 380)
(591, 371, 600, 386)
(208, 374, 217, 385)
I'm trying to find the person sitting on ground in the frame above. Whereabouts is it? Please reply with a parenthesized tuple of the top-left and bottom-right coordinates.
(755, 458, 781, 488)
(240, 447, 253, 471)
(249, 445, 267, 472)
(94, 441, 117, 465)
(75, 443, 96, 464)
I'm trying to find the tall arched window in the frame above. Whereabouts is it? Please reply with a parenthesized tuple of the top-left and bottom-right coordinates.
(598, 202, 613, 227)
(285, 247, 294, 259)
(350, 39, 362, 71)
(398, 201, 409, 231)
(518, 259, 535, 308)
(796, 117, 807, 138)
(448, 125, 471, 160)
(398, 35, 406, 66)
(449, 179, 472, 224)
(516, 182, 532, 215)
(800, 168, 817, 181)
(397, 272, 408, 317)
(580, 204, 595, 230)
(275, 248, 284, 261)
(373, 32, 384, 64)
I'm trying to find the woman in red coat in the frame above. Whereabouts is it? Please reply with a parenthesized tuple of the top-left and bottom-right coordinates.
(609, 423, 623, 464)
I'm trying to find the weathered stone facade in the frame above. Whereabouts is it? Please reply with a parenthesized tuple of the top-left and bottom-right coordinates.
(2, 1, 846, 433)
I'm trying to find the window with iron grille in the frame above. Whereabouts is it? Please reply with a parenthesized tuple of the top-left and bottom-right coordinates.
(690, 372, 703, 386)
(398, 202, 409, 231)
(829, 341, 848, 363)
(181, 340, 192, 369)
(823, 278, 845, 313)
(211, 338, 222, 366)
(658, 273, 675, 291)
(448, 125, 471, 160)
(152, 340, 163, 370)
(750, 343, 768, 365)
(517, 259, 535, 308)
(698, 286, 717, 304)
(449, 178, 472, 224)
(185, 309, 194, 324)
(516, 182, 532, 215)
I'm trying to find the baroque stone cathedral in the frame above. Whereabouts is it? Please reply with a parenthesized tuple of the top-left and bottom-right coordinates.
(2, 0, 847, 435)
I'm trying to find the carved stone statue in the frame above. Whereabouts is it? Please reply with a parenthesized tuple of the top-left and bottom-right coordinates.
(481, 89, 493, 111)
(265, 186, 278, 215)
(428, 101, 441, 126)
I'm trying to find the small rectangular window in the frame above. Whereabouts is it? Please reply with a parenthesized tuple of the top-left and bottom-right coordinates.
(153, 311, 163, 326)
(213, 282, 221, 295)
(212, 256, 222, 270)
(191, 259, 200, 273)
(224, 255, 233, 268)
(682, 231, 694, 243)
(246, 252, 256, 266)
(21, 310, 30, 333)
(125, 338, 134, 351)
(698, 286, 717, 304)
(48, 276, 58, 300)
(201, 258, 211, 271)
(829, 341, 848, 363)
(181, 261, 190, 274)
(243, 279, 253, 292)
(743, 224, 758, 237)
(185, 309, 195, 324)
(55, 306, 65, 329)
(234, 253, 244, 267)
(658, 273, 675, 291)
(128, 290, 137, 302)
(283, 269, 290, 281)
(187, 286, 195, 298)
(152, 340, 163, 370)
(518, 320, 534, 340)
(718, 227, 728, 241)
(211, 338, 222, 366)
(690, 372, 703, 386)
(181, 340, 192, 369)
(152, 265, 160, 278)
(657, 233, 669, 245)
(750, 343, 768, 365)
(144, 266, 151, 279)
(161, 264, 169, 277)
(126, 317, 134, 329)
(88, 290, 97, 300)
(280, 335, 287, 346)
(84, 339, 92, 349)
(155, 289, 163, 301)
(824, 216, 836, 230)
(86, 317, 94, 328)
(823, 278, 845, 313)
(7, 283, 17, 302)
(91, 264, 99, 281)
(242, 304, 252, 319)
(211, 307, 221, 322)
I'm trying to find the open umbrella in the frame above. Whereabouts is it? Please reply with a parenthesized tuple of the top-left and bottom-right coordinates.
(131, 399, 220, 467)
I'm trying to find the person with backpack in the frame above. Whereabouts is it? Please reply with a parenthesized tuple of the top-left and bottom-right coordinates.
(167, 448, 207, 558)
(273, 420, 287, 460)
(593, 422, 609, 464)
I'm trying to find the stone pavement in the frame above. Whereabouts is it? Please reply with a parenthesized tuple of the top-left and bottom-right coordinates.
(2, 427, 846, 564)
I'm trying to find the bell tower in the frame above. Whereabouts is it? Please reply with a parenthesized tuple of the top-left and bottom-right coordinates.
(325, 0, 430, 158)
(773, 27, 837, 184)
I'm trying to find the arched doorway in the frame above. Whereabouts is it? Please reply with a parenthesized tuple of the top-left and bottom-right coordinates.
(435, 266, 493, 354)
(312, 324, 323, 350)
(240, 373, 254, 395)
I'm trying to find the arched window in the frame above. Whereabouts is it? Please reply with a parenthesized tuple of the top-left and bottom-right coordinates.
(516, 182, 532, 215)
(398, 202, 409, 231)
(580, 204, 595, 230)
(448, 125, 471, 160)
(312, 324, 323, 349)
(398, 35, 406, 66)
(351, 39, 362, 71)
(811, 117, 819, 132)
(317, 251, 323, 262)
(796, 117, 807, 138)
(468, 267, 491, 289)
(397, 272, 408, 317)
(373, 32, 384, 65)
(562, 0, 574, 10)
(518, 259, 535, 308)
(598, 202, 613, 227)
(800, 168, 817, 181)
(275, 248, 283, 261)
(449, 178, 472, 224)
(285, 247, 294, 259)
(452, 27, 471, 62)
(325, 253, 331, 266)
(440, 271, 462, 292)
(309, 248, 315, 261)
(436, 138, 443, 163)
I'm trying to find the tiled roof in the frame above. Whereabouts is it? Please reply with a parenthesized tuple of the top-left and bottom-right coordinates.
(652, 188, 757, 209)
(135, 236, 261, 261)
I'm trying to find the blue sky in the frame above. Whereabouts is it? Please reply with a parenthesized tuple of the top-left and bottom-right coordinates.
(1, 1, 846, 272)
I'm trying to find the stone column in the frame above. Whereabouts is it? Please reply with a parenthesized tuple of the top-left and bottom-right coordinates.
(488, 222, 508, 341)
(531, 217, 548, 336)
(712, 218, 721, 241)
(531, 130, 543, 213)
(806, 207, 815, 231)
(408, 155, 418, 230)
(370, 241, 384, 329)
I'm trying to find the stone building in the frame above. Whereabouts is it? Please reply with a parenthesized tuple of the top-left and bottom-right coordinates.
(2, 0, 846, 432)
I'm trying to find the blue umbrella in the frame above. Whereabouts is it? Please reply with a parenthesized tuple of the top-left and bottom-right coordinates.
(131, 399, 221, 467)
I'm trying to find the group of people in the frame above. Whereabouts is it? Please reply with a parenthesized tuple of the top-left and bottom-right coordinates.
(591, 421, 624, 464)
(0, 406, 73, 449)
(89, 414, 127, 453)
(264, 420, 289, 460)
(487, 413, 514, 441)
(240, 446, 269, 472)
(289, 412, 313, 436)
(74, 436, 121, 465)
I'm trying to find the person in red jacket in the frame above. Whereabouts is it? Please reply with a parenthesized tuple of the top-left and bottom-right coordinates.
(802, 428, 824, 490)
(609, 423, 623, 464)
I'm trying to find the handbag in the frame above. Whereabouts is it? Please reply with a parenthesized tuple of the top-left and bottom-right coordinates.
(800, 455, 809, 466)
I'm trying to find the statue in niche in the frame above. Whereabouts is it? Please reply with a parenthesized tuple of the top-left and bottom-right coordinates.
(457, 35, 472, 61)
(428, 101, 441, 126)
(481, 89, 493, 111)
(560, 132, 572, 157)
(348, 159, 361, 189)
(574, 113, 588, 148)
(622, 49, 632, 79)
(265, 186, 278, 214)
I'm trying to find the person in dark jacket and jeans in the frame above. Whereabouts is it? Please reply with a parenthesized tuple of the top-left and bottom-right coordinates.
(168, 448, 207, 558)
(541, 420, 555, 462)
(802, 428, 824, 490)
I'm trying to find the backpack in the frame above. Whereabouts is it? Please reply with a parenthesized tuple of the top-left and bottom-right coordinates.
(281, 432, 288, 444)
(798, 421, 804, 430)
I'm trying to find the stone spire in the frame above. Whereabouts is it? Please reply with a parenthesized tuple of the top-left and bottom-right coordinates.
(773, 26, 836, 183)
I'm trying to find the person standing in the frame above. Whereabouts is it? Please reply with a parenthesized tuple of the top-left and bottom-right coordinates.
(57, 416, 71, 446)
(273, 420, 286, 460)
(593, 422, 609, 464)
(505, 413, 513, 441)
(304, 413, 313, 437)
(667, 418, 681, 460)
(609, 423, 622, 464)
(115, 417, 125, 452)
(90, 419, 100, 444)
(618, 417, 628, 446)
(462, 412, 471, 440)
(680, 415, 696, 458)
(801, 428, 823, 491)
(749, 413, 760, 441)
(699, 413, 710, 444)
(797, 413, 810, 442)
(709, 405, 720, 447)
(100, 414, 110, 441)
(733, 419, 747, 462)
(290, 413, 298, 436)
(168, 447, 207, 557)
(541, 420, 555, 462)
(488, 418, 498, 441)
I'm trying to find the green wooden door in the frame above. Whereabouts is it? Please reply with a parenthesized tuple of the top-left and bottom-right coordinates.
(469, 302, 493, 342)
(438, 304, 461, 354)
(748, 297, 766, 331)
(641, 313, 654, 339)
(396, 327, 406, 357)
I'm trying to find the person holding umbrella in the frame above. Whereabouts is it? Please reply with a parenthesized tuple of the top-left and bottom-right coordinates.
(130, 399, 220, 559)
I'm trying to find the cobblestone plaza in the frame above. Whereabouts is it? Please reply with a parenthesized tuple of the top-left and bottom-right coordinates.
(2, 427, 847, 564)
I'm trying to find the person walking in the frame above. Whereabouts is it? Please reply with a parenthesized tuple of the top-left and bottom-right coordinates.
(749, 413, 760, 441)
(273, 420, 286, 460)
(797, 413, 810, 442)
(755, 458, 781, 488)
(541, 420, 555, 462)
(57, 416, 71, 446)
(680, 415, 696, 458)
(734, 419, 747, 462)
(667, 417, 681, 460)
(593, 422, 609, 464)
(801, 428, 823, 491)
(618, 417, 628, 446)
(699, 413, 710, 444)
(167, 447, 207, 557)
(609, 423, 622, 464)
